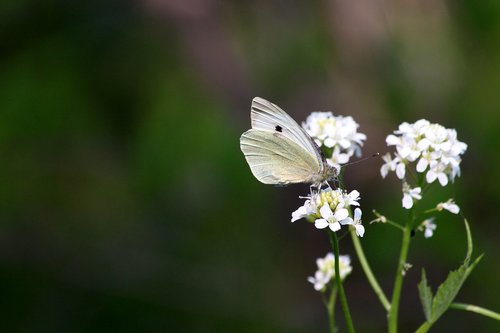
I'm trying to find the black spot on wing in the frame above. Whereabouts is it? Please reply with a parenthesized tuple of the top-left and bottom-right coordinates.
(275, 125, 282, 132)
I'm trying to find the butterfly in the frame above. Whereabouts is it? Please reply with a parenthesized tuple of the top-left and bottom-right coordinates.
(240, 97, 337, 186)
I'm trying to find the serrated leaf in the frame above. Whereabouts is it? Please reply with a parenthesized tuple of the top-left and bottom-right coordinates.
(430, 264, 467, 322)
(427, 218, 483, 323)
(418, 269, 433, 322)
(429, 253, 483, 323)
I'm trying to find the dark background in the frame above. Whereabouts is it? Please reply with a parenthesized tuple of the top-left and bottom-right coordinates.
(1, 1, 499, 332)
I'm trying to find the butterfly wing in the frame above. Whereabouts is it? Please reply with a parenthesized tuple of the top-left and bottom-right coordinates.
(251, 97, 323, 165)
(240, 129, 321, 184)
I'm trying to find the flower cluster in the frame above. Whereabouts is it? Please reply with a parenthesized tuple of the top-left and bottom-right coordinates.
(381, 120, 467, 210)
(307, 253, 352, 291)
(291, 188, 365, 237)
(302, 112, 367, 170)
(381, 119, 467, 186)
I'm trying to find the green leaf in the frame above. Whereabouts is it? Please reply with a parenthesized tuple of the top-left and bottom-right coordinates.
(418, 269, 433, 322)
(430, 254, 483, 323)
(430, 263, 467, 322)
(427, 218, 483, 323)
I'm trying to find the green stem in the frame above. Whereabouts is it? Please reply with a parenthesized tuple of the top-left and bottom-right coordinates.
(413, 302, 500, 333)
(329, 231, 356, 333)
(450, 302, 500, 321)
(326, 286, 338, 333)
(385, 220, 405, 232)
(423, 208, 438, 214)
(350, 230, 391, 312)
(414, 321, 431, 333)
(388, 224, 412, 333)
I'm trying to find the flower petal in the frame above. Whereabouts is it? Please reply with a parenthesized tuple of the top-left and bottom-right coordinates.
(323, 137, 335, 148)
(380, 164, 389, 178)
(335, 208, 349, 221)
(402, 193, 413, 209)
(319, 203, 334, 219)
(416, 158, 428, 172)
(426, 170, 437, 183)
(355, 224, 365, 237)
(438, 173, 448, 186)
(349, 190, 360, 200)
(424, 228, 434, 238)
(443, 202, 460, 214)
(291, 206, 306, 222)
(386, 134, 400, 146)
(340, 217, 353, 225)
(329, 222, 341, 232)
(396, 163, 406, 179)
(354, 208, 362, 220)
(315, 218, 329, 229)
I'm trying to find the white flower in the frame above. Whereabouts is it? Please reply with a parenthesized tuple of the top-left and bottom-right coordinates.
(386, 134, 402, 146)
(302, 112, 366, 164)
(395, 119, 430, 138)
(341, 208, 365, 237)
(419, 218, 437, 238)
(308, 269, 332, 291)
(437, 199, 460, 214)
(380, 153, 397, 178)
(341, 190, 361, 207)
(308, 253, 352, 291)
(328, 146, 351, 171)
(291, 199, 316, 222)
(315, 203, 349, 232)
(380, 153, 406, 179)
(396, 137, 421, 162)
(426, 161, 449, 186)
(416, 150, 440, 173)
(402, 262, 413, 276)
(291, 188, 364, 235)
(402, 183, 422, 209)
(381, 119, 467, 187)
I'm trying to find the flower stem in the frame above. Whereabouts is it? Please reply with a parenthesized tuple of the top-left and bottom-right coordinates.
(326, 286, 338, 333)
(414, 303, 500, 333)
(450, 302, 500, 321)
(423, 208, 438, 214)
(388, 223, 412, 333)
(350, 230, 391, 312)
(386, 220, 405, 231)
(414, 321, 431, 333)
(329, 231, 356, 333)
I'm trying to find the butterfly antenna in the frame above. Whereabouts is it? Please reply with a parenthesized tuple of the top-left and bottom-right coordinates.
(340, 153, 380, 170)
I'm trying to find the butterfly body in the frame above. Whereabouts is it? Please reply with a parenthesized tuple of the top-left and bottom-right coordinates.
(240, 97, 337, 186)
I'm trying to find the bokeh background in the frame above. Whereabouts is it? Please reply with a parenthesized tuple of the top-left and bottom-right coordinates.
(1, 1, 499, 332)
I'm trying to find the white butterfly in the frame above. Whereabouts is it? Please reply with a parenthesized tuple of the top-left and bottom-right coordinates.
(240, 97, 337, 186)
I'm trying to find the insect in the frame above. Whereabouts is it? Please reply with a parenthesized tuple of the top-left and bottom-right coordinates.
(240, 97, 338, 187)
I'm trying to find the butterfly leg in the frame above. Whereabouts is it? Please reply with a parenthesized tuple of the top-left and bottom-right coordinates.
(309, 184, 320, 196)
(322, 181, 333, 191)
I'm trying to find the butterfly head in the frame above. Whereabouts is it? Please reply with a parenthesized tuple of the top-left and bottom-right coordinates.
(324, 163, 339, 182)
(310, 163, 339, 187)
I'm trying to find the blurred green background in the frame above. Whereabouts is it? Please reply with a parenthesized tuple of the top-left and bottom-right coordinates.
(1, 1, 499, 332)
